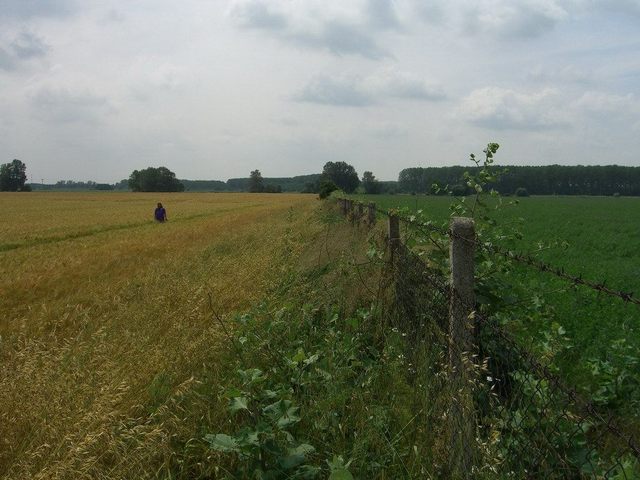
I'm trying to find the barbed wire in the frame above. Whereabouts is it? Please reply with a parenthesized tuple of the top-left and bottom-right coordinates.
(336, 196, 640, 478)
(342, 198, 640, 308)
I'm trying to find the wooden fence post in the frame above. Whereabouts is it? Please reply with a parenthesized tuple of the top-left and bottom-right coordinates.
(368, 202, 376, 225)
(448, 217, 476, 479)
(357, 203, 364, 223)
(388, 214, 400, 257)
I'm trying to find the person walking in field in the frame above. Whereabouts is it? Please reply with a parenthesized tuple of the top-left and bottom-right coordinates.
(154, 202, 167, 222)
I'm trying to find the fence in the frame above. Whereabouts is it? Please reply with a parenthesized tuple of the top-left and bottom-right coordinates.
(336, 197, 640, 479)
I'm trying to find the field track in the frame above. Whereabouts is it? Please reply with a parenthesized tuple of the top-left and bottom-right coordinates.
(0, 192, 317, 479)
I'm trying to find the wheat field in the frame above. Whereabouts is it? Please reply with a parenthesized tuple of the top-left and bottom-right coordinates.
(0, 192, 318, 479)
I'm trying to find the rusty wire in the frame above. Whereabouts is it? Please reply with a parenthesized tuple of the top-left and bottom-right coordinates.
(336, 197, 640, 478)
(354, 199, 640, 308)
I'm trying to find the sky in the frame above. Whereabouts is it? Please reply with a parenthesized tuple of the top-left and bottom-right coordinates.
(0, 0, 639, 183)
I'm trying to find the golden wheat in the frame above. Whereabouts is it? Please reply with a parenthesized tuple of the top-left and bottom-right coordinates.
(0, 192, 319, 479)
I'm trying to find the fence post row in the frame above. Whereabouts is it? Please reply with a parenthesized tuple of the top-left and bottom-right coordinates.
(448, 217, 476, 479)
(368, 203, 376, 225)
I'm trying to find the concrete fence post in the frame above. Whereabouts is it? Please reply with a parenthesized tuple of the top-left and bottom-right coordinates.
(448, 217, 476, 479)
(368, 203, 376, 225)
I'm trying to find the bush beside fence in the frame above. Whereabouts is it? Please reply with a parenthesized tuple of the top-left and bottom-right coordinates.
(336, 196, 640, 479)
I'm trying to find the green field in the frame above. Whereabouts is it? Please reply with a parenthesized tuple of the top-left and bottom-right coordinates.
(349, 194, 640, 417)
(349, 194, 640, 291)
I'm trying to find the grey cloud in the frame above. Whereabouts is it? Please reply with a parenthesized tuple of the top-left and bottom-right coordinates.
(0, 32, 49, 71)
(290, 20, 388, 59)
(294, 75, 375, 106)
(103, 9, 126, 24)
(31, 87, 112, 124)
(413, 0, 447, 25)
(231, 1, 288, 30)
(366, 0, 401, 30)
(462, 2, 567, 40)
(0, 0, 77, 19)
(231, 1, 388, 59)
(591, 0, 640, 17)
(0, 47, 16, 71)
(10, 32, 48, 59)
(295, 70, 445, 107)
(369, 123, 409, 139)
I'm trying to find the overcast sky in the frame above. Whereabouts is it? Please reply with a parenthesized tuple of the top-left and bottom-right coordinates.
(0, 0, 639, 183)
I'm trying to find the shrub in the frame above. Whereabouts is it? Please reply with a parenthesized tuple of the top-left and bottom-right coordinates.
(318, 179, 338, 199)
(451, 184, 467, 196)
(515, 187, 530, 197)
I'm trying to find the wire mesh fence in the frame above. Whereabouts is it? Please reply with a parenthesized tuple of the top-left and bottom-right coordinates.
(337, 197, 640, 479)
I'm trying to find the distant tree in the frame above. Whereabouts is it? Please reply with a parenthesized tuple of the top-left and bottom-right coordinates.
(302, 179, 321, 194)
(114, 179, 130, 190)
(128, 167, 184, 192)
(361, 171, 382, 194)
(450, 184, 468, 196)
(322, 161, 359, 193)
(318, 179, 338, 199)
(0, 159, 28, 191)
(264, 184, 282, 193)
(249, 169, 265, 193)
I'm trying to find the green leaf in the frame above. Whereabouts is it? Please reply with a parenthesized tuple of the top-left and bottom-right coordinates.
(294, 465, 321, 479)
(229, 396, 249, 413)
(263, 399, 301, 428)
(279, 443, 315, 470)
(292, 348, 306, 363)
(205, 433, 239, 453)
(327, 456, 353, 480)
(328, 469, 353, 480)
(303, 353, 320, 366)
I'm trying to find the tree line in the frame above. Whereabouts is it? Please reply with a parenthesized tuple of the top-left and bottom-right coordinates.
(398, 165, 640, 196)
(6, 158, 640, 196)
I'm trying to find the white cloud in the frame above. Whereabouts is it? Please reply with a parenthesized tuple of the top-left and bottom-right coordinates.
(365, 68, 446, 100)
(573, 91, 640, 115)
(527, 64, 591, 84)
(458, 87, 568, 130)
